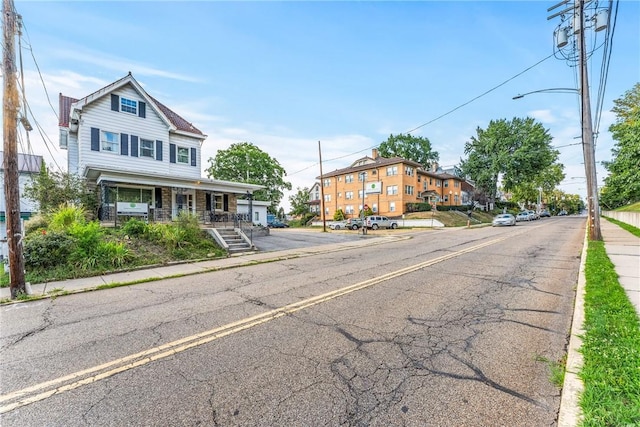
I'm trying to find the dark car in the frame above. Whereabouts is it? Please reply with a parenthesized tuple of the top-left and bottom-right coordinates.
(269, 220, 289, 228)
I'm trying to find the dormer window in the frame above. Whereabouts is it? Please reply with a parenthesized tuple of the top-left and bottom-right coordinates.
(121, 97, 137, 114)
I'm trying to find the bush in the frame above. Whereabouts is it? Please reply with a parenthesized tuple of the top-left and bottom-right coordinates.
(24, 230, 75, 269)
(24, 214, 49, 235)
(406, 203, 432, 213)
(173, 211, 201, 243)
(49, 203, 86, 231)
(121, 218, 148, 237)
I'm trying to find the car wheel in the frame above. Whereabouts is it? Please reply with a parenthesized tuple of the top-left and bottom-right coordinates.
(372, 224, 379, 230)
(351, 225, 358, 230)
(391, 223, 397, 229)
(335, 225, 341, 230)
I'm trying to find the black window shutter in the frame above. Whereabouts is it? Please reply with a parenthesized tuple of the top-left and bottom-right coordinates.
(205, 193, 212, 211)
(110, 94, 119, 112)
(131, 135, 139, 157)
(155, 187, 162, 208)
(156, 140, 163, 161)
(169, 143, 176, 163)
(91, 127, 100, 151)
(223, 194, 229, 211)
(120, 133, 129, 155)
(190, 147, 197, 166)
(139, 101, 146, 118)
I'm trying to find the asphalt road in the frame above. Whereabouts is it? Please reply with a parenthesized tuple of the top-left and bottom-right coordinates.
(0, 217, 585, 426)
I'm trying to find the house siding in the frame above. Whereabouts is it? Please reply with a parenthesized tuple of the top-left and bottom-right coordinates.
(76, 85, 201, 179)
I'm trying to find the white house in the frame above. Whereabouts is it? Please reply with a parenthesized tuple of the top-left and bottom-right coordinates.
(0, 152, 43, 265)
(237, 199, 270, 226)
(58, 73, 261, 223)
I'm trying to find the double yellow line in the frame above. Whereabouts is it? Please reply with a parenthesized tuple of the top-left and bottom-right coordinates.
(1, 233, 514, 414)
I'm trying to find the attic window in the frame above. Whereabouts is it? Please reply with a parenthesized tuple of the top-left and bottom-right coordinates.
(121, 97, 138, 115)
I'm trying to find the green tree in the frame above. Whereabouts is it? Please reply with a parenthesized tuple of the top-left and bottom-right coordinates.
(288, 187, 311, 216)
(460, 117, 558, 204)
(600, 83, 640, 209)
(378, 133, 439, 169)
(510, 163, 565, 206)
(205, 142, 292, 214)
(24, 163, 97, 216)
(333, 209, 345, 221)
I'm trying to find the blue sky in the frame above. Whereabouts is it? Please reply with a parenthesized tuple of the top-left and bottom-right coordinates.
(13, 1, 640, 210)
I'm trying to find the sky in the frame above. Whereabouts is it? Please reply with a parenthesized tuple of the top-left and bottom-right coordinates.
(9, 0, 640, 211)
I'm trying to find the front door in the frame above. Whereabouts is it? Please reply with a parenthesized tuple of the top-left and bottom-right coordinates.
(172, 189, 195, 219)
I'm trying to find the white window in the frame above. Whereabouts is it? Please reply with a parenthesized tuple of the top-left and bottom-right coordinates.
(386, 166, 398, 176)
(444, 180, 449, 188)
(454, 181, 460, 188)
(358, 190, 365, 199)
(405, 185, 414, 195)
(254, 212, 260, 222)
(358, 173, 367, 182)
(121, 97, 137, 115)
(345, 174, 354, 183)
(101, 131, 119, 152)
(177, 147, 189, 164)
(346, 191, 354, 200)
(386, 185, 398, 196)
(436, 180, 441, 187)
(346, 205, 354, 214)
(372, 203, 378, 213)
(323, 178, 331, 187)
(405, 166, 414, 176)
(324, 194, 331, 202)
(389, 202, 396, 212)
(140, 139, 154, 158)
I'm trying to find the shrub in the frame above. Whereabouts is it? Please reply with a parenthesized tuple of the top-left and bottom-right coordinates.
(23, 230, 75, 269)
(174, 211, 201, 243)
(49, 203, 86, 231)
(97, 241, 131, 268)
(121, 218, 148, 237)
(24, 214, 50, 235)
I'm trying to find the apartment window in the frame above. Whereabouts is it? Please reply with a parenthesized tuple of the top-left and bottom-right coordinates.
(405, 185, 414, 195)
(358, 173, 366, 182)
(372, 203, 378, 213)
(345, 174, 354, 183)
(436, 180, 441, 187)
(429, 178, 433, 185)
(101, 131, 119, 152)
(358, 190, 365, 199)
(405, 166, 414, 176)
(386, 166, 398, 176)
(323, 178, 331, 187)
(444, 181, 449, 188)
(454, 194, 459, 204)
(120, 97, 137, 115)
(423, 182, 428, 191)
(324, 194, 331, 202)
(386, 185, 398, 196)
(177, 147, 189, 164)
(140, 139, 154, 158)
(454, 181, 460, 188)
(389, 202, 396, 212)
(338, 192, 342, 198)
(346, 191, 354, 200)
(346, 205, 354, 214)
(254, 212, 260, 222)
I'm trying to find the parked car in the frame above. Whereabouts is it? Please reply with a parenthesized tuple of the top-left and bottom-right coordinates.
(329, 221, 347, 230)
(492, 213, 516, 227)
(365, 215, 398, 230)
(528, 210, 539, 220)
(345, 218, 364, 230)
(516, 211, 531, 222)
(539, 210, 551, 218)
(269, 220, 289, 228)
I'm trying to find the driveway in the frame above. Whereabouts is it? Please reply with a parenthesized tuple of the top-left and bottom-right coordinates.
(251, 228, 372, 252)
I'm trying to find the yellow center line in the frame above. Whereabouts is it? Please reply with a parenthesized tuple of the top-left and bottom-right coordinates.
(1, 231, 522, 414)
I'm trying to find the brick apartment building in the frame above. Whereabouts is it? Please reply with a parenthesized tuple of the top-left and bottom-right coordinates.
(317, 149, 471, 219)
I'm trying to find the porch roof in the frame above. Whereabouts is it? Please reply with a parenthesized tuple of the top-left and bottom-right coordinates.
(85, 166, 263, 195)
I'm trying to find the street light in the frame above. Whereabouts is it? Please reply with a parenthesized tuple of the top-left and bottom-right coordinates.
(512, 88, 578, 100)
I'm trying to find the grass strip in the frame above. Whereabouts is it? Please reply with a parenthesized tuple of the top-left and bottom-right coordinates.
(580, 240, 640, 426)
(604, 216, 640, 238)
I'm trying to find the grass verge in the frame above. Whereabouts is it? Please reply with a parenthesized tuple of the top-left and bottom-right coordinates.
(580, 237, 640, 426)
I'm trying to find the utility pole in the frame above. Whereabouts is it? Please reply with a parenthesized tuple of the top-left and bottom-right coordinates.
(318, 141, 326, 232)
(577, 0, 602, 240)
(3, 0, 27, 298)
(548, 0, 604, 241)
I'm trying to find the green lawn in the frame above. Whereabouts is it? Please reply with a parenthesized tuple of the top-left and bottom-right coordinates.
(579, 220, 640, 426)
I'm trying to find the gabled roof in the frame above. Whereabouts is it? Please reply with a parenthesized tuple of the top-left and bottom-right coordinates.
(58, 73, 205, 138)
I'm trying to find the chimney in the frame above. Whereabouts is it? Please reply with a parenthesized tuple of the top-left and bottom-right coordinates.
(372, 148, 379, 159)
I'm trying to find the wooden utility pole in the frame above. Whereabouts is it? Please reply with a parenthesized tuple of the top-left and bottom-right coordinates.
(3, 0, 27, 298)
(578, 0, 602, 241)
(318, 141, 326, 232)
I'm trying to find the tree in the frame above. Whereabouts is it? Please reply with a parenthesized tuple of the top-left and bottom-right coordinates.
(289, 187, 311, 216)
(460, 117, 558, 205)
(24, 163, 97, 216)
(510, 163, 565, 207)
(378, 133, 439, 169)
(205, 142, 292, 214)
(600, 83, 640, 209)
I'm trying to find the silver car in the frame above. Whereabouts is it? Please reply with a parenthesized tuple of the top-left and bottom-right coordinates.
(492, 213, 516, 226)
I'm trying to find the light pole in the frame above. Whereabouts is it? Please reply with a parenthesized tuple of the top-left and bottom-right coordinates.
(512, 88, 578, 99)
